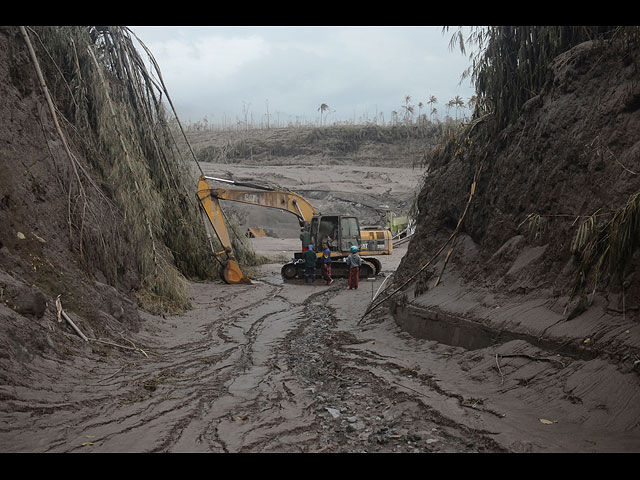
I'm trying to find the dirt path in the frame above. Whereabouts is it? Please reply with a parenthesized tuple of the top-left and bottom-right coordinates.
(0, 240, 498, 453)
(3, 237, 637, 452)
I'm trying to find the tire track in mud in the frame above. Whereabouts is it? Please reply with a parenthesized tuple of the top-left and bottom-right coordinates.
(1, 282, 303, 452)
(2, 272, 505, 452)
(118, 274, 506, 453)
(140, 283, 309, 453)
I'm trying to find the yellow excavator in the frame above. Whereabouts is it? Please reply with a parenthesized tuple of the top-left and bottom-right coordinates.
(196, 175, 392, 284)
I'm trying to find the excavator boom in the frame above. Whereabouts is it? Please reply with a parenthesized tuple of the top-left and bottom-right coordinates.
(207, 187, 316, 223)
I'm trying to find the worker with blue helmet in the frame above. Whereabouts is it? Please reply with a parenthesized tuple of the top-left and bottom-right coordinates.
(345, 245, 362, 289)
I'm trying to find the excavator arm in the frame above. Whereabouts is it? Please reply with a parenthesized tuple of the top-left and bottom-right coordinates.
(204, 180, 317, 222)
(197, 175, 317, 283)
(197, 176, 251, 284)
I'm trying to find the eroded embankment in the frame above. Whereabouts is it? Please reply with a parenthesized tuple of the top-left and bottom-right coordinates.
(393, 302, 598, 361)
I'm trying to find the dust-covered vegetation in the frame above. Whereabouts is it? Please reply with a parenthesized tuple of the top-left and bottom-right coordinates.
(13, 26, 261, 313)
(449, 26, 630, 134)
(408, 26, 640, 310)
(425, 27, 637, 169)
(188, 122, 451, 168)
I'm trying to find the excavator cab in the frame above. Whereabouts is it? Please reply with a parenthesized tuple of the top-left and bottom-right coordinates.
(281, 214, 369, 281)
(310, 215, 361, 253)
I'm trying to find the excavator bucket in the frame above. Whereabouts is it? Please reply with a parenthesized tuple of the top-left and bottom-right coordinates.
(222, 259, 252, 284)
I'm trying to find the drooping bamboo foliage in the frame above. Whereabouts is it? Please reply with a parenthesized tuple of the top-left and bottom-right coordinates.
(448, 26, 624, 134)
(20, 26, 233, 312)
(570, 191, 640, 300)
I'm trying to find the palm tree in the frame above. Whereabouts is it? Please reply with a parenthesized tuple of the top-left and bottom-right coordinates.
(452, 95, 465, 119)
(427, 95, 438, 122)
(403, 104, 414, 125)
(401, 95, 414, 125)
(318, 103, 329, 126)
(445, 100, 453, 118)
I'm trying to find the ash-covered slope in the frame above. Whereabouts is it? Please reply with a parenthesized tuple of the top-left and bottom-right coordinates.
(395, 38, 640, 361)
(0, 27, 143, 363)
(0, 26, 214, 370)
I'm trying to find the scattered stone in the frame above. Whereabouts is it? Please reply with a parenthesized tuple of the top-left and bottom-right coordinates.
(326, 407, 340, 418)
(348, 422, 365, 431)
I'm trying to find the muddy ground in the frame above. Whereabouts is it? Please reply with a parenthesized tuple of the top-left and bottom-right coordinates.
(1, 238, 636, 453)
(0, 239, 544, 453)
(2, 162, 639, 453)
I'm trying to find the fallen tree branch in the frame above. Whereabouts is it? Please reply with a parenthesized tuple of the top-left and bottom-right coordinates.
(61, 311, 148, 357)
(89, 338, 149, 358)
(56, 295, 149, 356)
(358, 158, 485, 324)
(495, 354, 505, 385)
(433, 160, 483, 287)
(433, 236, 458, 288)
(60, 310, 89, 342)
(389, 380, 431, 398)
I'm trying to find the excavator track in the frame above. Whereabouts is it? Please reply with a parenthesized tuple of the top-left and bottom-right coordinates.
(281, 260, 376, 281)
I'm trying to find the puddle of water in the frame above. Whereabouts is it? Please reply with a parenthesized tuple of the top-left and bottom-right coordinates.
(394, 304, 500, 350)
(393, 303, 596, 361)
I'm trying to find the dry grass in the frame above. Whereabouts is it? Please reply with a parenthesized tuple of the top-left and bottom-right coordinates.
(569, 190, 640, 301)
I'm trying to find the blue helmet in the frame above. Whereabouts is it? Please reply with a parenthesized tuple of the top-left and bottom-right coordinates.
(350, 246, 358, 253)
(309, 244, 314, 250)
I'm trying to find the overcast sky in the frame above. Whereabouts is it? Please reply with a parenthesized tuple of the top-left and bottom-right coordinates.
(128, 26, 475, 127)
